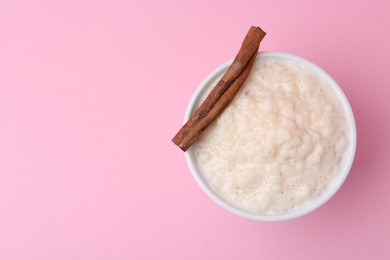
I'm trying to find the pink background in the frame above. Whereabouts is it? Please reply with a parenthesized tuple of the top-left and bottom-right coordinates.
(0, 0, 389, 259)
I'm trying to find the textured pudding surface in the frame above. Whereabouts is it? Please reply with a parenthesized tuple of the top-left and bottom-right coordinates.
(193, 56, 349, 215)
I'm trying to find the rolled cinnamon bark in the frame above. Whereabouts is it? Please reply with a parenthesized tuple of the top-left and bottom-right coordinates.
(172, 26, 266, 151)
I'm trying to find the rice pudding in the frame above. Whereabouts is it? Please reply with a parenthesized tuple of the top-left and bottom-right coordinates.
(192, 55, 350, 215)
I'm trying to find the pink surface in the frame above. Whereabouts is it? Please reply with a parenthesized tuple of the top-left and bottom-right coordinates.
(0, 0, 389, 259)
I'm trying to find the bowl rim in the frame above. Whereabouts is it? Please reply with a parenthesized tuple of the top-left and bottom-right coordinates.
(184, 51, 357, 221)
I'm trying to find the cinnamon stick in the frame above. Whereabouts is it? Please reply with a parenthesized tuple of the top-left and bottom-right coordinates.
(172, 26, 266, 151)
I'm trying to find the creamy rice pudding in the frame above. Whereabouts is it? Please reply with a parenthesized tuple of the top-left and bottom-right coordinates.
(193, 56, 350, 215)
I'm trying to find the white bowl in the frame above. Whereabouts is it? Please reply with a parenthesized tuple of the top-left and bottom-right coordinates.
(184, 52, 356, 221)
